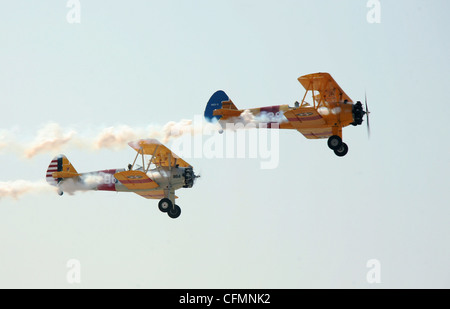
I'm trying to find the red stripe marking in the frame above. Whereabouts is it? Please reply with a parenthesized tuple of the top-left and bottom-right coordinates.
(119, 178, 153, 185)
(260, 106, 281, 114)
(299, 115, 322, 121)
(303, 131, 332, 137)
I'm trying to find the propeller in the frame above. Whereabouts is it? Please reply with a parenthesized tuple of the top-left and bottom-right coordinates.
(194, 173, 201, 184)
(194, 168, 202, 185)
(365, 92, 371, 138)
(351, 93, 371, 138)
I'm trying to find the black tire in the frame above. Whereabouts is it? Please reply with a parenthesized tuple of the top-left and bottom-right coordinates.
(58, 190, 64, 196)
(334, 143, 349, 157)
(168, 205, 181, 219)
(327, 135, 342, 150)
(158, 198, 172, 213)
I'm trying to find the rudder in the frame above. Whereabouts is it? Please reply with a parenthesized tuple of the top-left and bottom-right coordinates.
(45, 155, 78, 186)
(204, 90, 231, 122)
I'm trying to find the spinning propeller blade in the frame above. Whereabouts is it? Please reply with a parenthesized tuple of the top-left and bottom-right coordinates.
(365, 92, 371, 138)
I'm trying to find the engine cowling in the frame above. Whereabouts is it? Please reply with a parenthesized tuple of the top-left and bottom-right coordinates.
(351, 101, 366, 126)
(183, 167, 197, 188)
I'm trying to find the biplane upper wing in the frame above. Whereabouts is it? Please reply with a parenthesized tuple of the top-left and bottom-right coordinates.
(128, 139, 192, 168)
(298, 72, 353, 104)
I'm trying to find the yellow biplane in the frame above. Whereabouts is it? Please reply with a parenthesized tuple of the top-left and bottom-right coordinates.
(204, 72, 370, 156)
(45, 139, 198, 219)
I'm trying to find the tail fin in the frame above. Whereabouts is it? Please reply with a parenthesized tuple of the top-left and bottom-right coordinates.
(45, 155, 79, 186)
(204, 90, 238, 122)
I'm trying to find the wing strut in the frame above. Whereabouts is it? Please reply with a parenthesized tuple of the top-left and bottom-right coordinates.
(145, 144, 160, 173)
(131, 149, 140, 170)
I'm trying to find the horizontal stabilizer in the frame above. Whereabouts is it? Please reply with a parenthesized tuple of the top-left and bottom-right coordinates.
(213, 109, 242, 118)
(52, 171, 80, 179)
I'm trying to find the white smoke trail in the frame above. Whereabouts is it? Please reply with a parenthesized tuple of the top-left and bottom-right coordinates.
(0, 174, 109, 200)
(224, 110, 288, 128)
(93, 125, 147, 150)
(240, 110, 256, 124)
(0, 179, 57, 200)
(24, 123, 77, 159)
(57, 174, 105, 195)
(0, 118, 221, 159)
(93, 120, 209, 148)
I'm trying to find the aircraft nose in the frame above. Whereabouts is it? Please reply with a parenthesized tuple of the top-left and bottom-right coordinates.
(351, 101, 365, 126)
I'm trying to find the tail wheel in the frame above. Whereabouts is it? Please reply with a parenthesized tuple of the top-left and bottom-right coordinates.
(158, 198, 172, 213)
(334, 143, 348, 157)
(168, 205, 181, 219)
(327, 135, 342, 150)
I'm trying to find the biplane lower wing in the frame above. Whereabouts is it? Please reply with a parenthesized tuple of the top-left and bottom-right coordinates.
(297, 128, 333, 139)
(283, 107, 330, 139)
(135, 190, 178, 200)
(114, 170, 159, 190)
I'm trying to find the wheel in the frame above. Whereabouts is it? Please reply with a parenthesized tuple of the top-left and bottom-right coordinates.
(158, 198, 172, 213)
(327, 135, 342, 150)
(58, 190, 64, 196)
(218, 129, 224, 134)
(334, 142, 348, 157)
(168, 205, 181, 219)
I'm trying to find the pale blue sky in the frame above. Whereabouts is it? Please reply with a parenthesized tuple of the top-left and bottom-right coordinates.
(0, 0, 449, 288)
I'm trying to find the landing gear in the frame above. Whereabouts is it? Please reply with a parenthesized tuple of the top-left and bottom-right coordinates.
(158, 198, 172, 213)
(158, 198, 182, 219)
(333, 142, 348, 157)
(327, 135, 348, 157)
(168, 205, 181, 219)
(327, 135, 342, 150)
